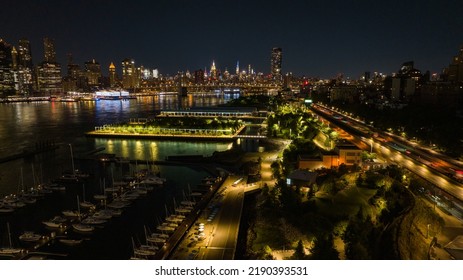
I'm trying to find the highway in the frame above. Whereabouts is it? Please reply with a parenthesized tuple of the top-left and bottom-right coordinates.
(310, 103, 463, 204)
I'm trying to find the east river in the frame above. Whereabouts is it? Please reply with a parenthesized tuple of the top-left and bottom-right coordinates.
(0, 92, 237, 259)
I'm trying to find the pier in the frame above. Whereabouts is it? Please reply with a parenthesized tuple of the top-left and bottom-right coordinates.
(0, 140, 59, 164)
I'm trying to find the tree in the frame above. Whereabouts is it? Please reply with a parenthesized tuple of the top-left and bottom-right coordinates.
(309, 234, 340, 260)
(343, 209, 376, 259)
(254, 245, 275, 260)
(292, 239, 306, 260)
(356, 174, 364, 187)
(338, 163, 349, 176)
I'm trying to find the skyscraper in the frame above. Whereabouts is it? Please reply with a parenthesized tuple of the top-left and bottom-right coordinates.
(210, 61, 217, 81)
(16, 39, 35, 94)
(0, 39, 15, 94)
(37, 37, 62, 94)
(109, 62, 116, 88)
(43, 37, 56, 63)
(62, 53, 79, 92)
(18, 39, 33, 68)
(446, 45, 463, 83)
(271, 47, 282, 80)
(122, 58, 137, 90)
(194, 69, 204, 84)
(84, 59, 101, 87)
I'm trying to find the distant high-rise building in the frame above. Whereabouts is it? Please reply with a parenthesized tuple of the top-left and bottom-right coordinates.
(37, 37, 62, 94)
(445, 45, 463, 84)
(43, 37, 56, 63)
(63, 53, 83, 92)
(109, 62, 116, 88)
(271, 47, 282, 80)
(122, 58, 137, 89)
(66, 53, 81, 79)
(37, 62, 62, 94)
(15, 39, 35, 94)
(236, 61, 240, 75)
(390, 61, 422, 101)
(223, 68, 230, 80)
(194, 69, 204, 84)
(210, 61, 217, 80)
(84, 59, 101, 87)
(364, 71, 371, 83)
(18, 39, 33, 69)
(11, 47, 18, 70)
(0, 39, 15, 94)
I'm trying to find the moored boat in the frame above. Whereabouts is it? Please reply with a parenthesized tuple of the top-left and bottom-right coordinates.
(59, 238, 83, 246)
(19, 232, 43, 242)
(72, 223, 94, 233)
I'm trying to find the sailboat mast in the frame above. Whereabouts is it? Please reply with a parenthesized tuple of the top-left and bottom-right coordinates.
(77, 195, 81, 220)
(69, 144, 75, 175)
(7, 222, 12, 248)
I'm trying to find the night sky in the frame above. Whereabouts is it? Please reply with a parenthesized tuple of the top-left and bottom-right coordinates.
(2, 0, 463, 78)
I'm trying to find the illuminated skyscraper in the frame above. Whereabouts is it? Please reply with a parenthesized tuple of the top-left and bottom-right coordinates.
(15, 39, 35, 94)
(18, 39, 33, 68)
(37, 37, 62, 94)
(43, 37, 56, 63)
(84, 59, 101, 87)
(0, 39, 15, 94)
(194, 69, 204, 84)
(210, 60, 217, 80)
(66, 53, 81, 79)
(446, 45, 463, 83)
(62, 53, 79, 92)
(122, 58, 137, 90)
(11, 47, 18, 70)
(109, 62, 116, 88)
(271, 47, 282, 80)
(236, 61, 239, 75)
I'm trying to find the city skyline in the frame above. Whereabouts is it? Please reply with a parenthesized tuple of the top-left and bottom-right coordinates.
(2, 0, 463, 78)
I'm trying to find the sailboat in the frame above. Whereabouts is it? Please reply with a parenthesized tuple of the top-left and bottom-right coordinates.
(145, 226, 167, 245)
(72, 195, 95, 233)
(62, 195, 81, 218)
(0, 223, 24, 255)
(132, 237, 156, 259)
(42, 215, 66, 229)
(60, 144, 89, 182)
(59, 238, 83, 246)
(94, 178, 107, 200)
(19, 231, 43, 243)
(79, 184, 95, 209)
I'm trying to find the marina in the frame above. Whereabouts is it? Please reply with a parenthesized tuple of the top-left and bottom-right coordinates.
(0, 153, 226, 260)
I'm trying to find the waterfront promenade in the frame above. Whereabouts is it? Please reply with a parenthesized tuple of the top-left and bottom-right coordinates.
(170, 175, 247, 260)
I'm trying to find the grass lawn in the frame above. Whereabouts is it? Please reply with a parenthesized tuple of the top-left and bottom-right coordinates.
(315, 186, 378, 218)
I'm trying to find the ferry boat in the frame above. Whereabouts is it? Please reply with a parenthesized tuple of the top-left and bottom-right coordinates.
(95, 90, 135, 100)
